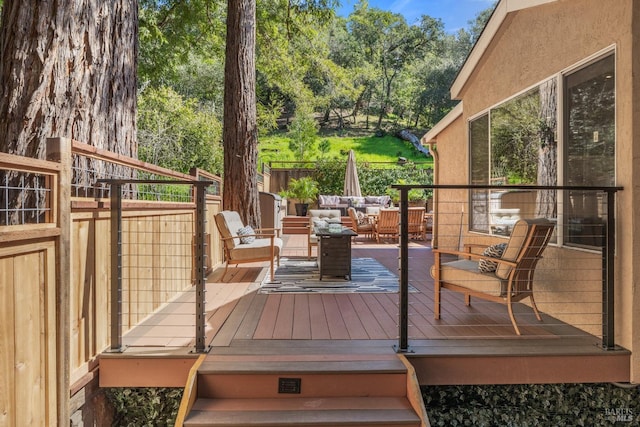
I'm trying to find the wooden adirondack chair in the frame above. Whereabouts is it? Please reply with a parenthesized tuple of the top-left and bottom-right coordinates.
(431, 218, 555, 335)
(372, 208, 399, 243)
(407, 207, 427, 240)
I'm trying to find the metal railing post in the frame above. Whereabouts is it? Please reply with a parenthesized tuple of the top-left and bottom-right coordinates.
(602, 190, 616, 349)
(396, 188, 410, 353)
(110, 183, 123, 352)
(194, 182, 208, 353)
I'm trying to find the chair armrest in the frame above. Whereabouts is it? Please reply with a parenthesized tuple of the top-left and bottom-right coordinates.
(432, 247, 518, 268)
(220, 233, 276, 242)
(255, 227, 281, 237)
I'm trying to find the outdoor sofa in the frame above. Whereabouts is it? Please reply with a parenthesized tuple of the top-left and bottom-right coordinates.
(318, 195, 391, 213)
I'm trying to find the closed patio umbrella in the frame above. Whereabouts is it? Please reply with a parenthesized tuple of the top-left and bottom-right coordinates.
(343, 149, 362, 197)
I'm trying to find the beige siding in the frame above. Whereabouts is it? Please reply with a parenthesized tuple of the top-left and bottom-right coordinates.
(427, 0, 639, 379)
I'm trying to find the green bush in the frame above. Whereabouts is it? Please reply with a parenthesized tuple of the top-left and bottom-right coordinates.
(313, 158, 433, 197)
(423, 383, 639, 426)
(105, 387, 183, 427)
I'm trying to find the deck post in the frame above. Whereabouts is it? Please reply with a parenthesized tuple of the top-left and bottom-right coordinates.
(602, 190, 616, 350)
(194, 182, 208, 353)
(395, 187, 410, 353)
(46, 137, 72, 427)
(110, 183, 123, 352)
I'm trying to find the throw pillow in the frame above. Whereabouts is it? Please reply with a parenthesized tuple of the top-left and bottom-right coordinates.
(356, 211, 369, 225)
(312, 218, 328, 229)
(237, 225, 256, 244)
(365, 196, 380, 204)
(478, 243, 507, 273)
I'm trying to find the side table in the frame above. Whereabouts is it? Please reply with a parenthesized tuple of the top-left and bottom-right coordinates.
(315, 227, 357, 280)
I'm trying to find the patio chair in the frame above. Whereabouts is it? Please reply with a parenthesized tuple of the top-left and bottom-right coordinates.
(214, 211, 283, 282)
(431, 218, 555, 335)
(347, 207, 373, 239)
(307, 209, 342, 259)
(407, 207, 427, 240)
(372, 208, 399, 243)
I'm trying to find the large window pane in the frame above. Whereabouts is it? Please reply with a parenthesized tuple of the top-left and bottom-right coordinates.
(564, 54, 615, 247)
(490, 86, 541, 185)
(469, 78, 557, 235)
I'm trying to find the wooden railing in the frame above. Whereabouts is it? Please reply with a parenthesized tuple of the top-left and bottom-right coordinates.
(1, 137, 225, 425)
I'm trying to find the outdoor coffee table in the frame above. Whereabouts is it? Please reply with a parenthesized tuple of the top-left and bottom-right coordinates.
(315, 227, 357, 280)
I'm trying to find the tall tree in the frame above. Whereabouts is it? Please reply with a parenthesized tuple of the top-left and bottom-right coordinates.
(0, 0, 138, 220)
(0, 1, 138, 158)
(223, 0, 260, 225)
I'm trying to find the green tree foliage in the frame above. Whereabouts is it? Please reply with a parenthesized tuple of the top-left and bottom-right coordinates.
(137, 86, 223, 174)
(138, 0, 226, 86)
(287, 104, 319, 160)
(136, 0, 497, 176)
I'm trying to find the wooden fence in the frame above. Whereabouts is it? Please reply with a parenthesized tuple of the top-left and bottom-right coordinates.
(0, 138, 224, 426)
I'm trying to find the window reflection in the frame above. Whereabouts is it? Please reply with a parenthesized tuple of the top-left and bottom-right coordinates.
(468, 79, 558, 235)
(564, 54, 615, 247)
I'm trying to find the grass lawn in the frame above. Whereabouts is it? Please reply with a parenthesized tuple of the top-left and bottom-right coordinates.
(259, 132, 432, 167)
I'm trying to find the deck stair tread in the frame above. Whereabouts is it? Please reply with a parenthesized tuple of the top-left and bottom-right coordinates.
(185, 400, 420, 426)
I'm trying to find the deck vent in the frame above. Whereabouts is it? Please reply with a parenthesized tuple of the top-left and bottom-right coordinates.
(278, 377, 301, 394)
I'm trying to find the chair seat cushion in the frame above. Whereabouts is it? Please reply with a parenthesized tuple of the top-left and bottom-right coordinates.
(432, 259, 506, 297)
(357, 223, 373, 231)
(229, 237, 282, 261)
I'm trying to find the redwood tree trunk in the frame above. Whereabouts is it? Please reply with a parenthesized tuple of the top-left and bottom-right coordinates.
(0, 1, 138, 221)
(223, 0, 260, 227)
(536, 79, 557, 218)
(0, 1, 138, 157)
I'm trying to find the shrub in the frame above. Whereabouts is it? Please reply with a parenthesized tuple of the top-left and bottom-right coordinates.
(423, 383, 640, 426)
(105, 387, 183, 427)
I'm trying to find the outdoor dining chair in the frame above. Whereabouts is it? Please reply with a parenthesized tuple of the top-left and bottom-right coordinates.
(372, 208, 399, 243)
(407, 207, 427, 240)
(347, 207, 373, 239)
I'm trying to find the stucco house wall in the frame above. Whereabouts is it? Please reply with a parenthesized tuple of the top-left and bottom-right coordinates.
(423, 0, 639, 381)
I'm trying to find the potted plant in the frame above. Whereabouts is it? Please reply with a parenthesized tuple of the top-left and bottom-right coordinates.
(280, 176, 319, 216)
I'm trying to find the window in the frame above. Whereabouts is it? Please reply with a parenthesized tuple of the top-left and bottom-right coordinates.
(468, 79, 558, 235)
(563, 54, 615, 247)
(468, 52, 615, 247)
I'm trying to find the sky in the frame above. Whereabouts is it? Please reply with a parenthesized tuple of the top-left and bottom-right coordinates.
(337, 0, 496, 33)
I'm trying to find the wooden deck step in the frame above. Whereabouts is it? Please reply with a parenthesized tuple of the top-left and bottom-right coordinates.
(282, 216, 309, 234)
(181, 354, 425, 427)
(184, 397, 421, 426)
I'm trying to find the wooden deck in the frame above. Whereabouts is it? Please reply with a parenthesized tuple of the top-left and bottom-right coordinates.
(99, 233, 631, 388)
